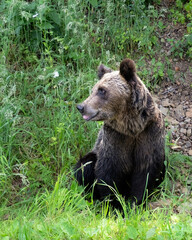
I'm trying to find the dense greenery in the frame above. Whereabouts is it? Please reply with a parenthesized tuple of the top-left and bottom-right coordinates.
(0, 0, 192, 239)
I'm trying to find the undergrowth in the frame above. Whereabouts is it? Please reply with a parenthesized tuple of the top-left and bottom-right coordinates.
(0, 0, 192, 239)
(169, 0, 192, 58)
(0, 0, 159, 70)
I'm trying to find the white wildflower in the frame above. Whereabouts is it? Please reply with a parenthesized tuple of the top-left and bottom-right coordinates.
(53, 71, 59, 78)
(33, 13, 38, 18)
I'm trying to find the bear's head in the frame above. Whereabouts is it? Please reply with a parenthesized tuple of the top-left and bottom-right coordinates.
(77, 59, 148, 123)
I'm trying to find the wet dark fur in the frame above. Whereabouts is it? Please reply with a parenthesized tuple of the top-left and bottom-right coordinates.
(75, 59, 165, 207)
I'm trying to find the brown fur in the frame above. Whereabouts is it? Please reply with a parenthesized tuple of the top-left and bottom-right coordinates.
(75, 59, 165, 207)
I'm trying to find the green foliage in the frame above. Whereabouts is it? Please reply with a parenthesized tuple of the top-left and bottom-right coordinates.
(1, 168, 192, 239)
(0, 64, 100, 204)
(0, 0, 160, 69)
(0, 0, 163, 204)
(0, 0, 192, 238)
(137, 57, 174, 90)
(169, 0, 192, 58)
(168, 34, 192, 59)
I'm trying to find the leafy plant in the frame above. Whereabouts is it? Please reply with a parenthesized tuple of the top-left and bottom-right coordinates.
(0, 1, 192, 239)
(0, 0, 160, 69)
(169, 0, 192, 58)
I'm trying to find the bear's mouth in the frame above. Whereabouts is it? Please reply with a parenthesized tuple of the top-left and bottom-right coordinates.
(83, 112, 99, 121)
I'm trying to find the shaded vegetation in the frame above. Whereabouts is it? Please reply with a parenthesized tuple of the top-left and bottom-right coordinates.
(0, 0, 191, 239)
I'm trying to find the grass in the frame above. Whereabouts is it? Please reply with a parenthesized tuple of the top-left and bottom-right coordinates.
(0, 161, 192, 239)
(0, 0, 192, 239)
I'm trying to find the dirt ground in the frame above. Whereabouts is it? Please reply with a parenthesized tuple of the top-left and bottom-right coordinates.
(152, 5, 192, 156)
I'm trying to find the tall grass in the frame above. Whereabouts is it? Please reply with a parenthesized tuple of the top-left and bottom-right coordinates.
(0, 0, 160, 204)
(0, 66, 100, 204)
(0, 0, 192, 239)
(1, 173, 192, 239)
(0, 0, 158, 70)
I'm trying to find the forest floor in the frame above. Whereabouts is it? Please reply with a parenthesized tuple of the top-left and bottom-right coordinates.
(0, 1, 192, 239)
(148, 4, 192, 213)
(153, 5, 192, 156)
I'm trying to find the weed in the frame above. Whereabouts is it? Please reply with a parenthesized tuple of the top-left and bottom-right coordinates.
(137, 56, 174, 90)
(169, 0, 192, 59)
(0, 0, 160, 69)
(0, 0, 192, 239)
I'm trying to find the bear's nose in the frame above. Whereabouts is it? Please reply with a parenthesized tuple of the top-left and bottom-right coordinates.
(77, 104, 84, 113)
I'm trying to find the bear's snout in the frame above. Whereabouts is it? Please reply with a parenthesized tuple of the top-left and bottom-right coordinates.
(77, 104, 84, 114)
(77, 102, 99, 121)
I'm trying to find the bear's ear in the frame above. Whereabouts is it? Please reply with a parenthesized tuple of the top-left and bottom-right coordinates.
(120, 59, 136, 82)
(98, 64, 112, 79)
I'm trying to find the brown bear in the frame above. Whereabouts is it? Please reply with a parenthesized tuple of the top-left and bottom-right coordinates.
(75, 59, 165, 207)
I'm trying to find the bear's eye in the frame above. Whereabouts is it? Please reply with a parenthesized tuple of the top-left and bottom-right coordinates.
(97, 87, 106, 96)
